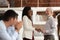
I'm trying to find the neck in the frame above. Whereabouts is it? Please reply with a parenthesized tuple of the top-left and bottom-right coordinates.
(3, 21, 10, 28)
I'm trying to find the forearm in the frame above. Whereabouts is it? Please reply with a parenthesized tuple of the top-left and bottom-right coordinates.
(11, 31, 18, 40)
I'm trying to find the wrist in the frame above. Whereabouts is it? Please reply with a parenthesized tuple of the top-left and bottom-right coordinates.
(15, 28, 19, 32)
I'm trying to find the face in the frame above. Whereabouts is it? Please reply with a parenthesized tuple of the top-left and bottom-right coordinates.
(45, 8, 53, 16)
(46, 9, 50, 15)
(10, 17, 18, 25)
(28, 10, 33, 17)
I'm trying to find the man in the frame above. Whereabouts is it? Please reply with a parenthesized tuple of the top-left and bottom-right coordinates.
(44, 7, 57, 40)
(0, 10, 22, 40)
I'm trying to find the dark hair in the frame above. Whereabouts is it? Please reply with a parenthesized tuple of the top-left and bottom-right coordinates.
(57, 15, 60, 37)
(22, 6, 31, 20)
(58, 15, 60, 26)
(3, 10, 18, 21)
(0, 14, 4, 20)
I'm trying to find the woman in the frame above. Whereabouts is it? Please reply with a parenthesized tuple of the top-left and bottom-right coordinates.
(22, 6, 35, 40)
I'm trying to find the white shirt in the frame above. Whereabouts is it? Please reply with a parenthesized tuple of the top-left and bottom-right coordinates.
(45, 16, 57, 35)
(23, 16, 35, 39)
(0, 20, 18, 40)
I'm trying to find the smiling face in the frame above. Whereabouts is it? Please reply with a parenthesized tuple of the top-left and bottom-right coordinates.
(28, 10, 33, 17)
(45, 8, 53, 16)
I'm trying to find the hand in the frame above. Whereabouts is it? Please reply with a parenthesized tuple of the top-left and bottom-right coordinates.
(39, 27, 46, 33)
(35, 27, 46, 33)
(35, 28, 41, 32)
(15, 21, 23, 32)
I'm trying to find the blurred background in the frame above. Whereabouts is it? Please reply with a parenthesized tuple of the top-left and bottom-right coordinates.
(0, 0, 60, 40)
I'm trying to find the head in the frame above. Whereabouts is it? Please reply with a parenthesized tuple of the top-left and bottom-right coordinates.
(45, 7, 53, 16)
(22, 6, 33, 20)
(3, 10, 18, 26)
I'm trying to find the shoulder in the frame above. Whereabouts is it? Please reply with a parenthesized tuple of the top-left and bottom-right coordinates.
(23, 16, 28, 18)
(48, 16, 54, 21)
(0, 20, 6, 30)
(23, 16, 31, 22)
(0, 20, 3, 25)
(23, 16, 29, 20)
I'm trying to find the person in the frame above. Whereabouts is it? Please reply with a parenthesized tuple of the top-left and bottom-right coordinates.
(0, 10, 22, 40)
(57, 13, 60, 40)
(43, 7, 58, 40)
(37, 8, 58, 40)
(22, 6, 39, 40)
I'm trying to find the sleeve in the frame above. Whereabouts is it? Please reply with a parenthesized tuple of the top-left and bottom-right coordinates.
(50, 19, 56, 32)
(7, 27, 18, 40)
(23, 16, 35, 31)
(11, 31, 18, 40)
(0, 27, 18, 40)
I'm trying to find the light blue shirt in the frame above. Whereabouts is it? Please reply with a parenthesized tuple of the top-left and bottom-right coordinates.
(7, 26, 19, 40)
(0, 20, 18, 40)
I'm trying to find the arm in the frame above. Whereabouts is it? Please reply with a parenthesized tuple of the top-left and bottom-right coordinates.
(50, 19, 56, 32)
(7, 27, 18, 40)
(0, 28, 18, 40)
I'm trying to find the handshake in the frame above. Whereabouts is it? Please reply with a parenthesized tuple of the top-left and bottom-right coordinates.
(35, 27, 46, 33)
(35, 28, 41, 32)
